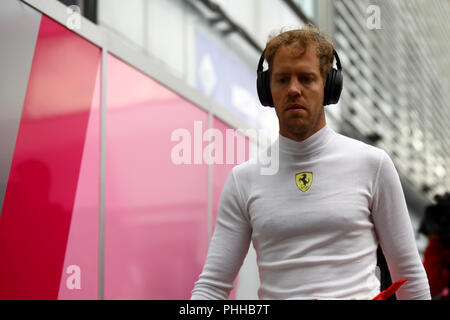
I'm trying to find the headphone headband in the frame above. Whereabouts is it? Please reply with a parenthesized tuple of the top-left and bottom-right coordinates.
(257, 49, 266, 73)
(332, 50, 341, 70)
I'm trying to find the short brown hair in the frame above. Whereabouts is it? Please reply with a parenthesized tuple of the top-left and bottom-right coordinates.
(264, 24, 335, 81)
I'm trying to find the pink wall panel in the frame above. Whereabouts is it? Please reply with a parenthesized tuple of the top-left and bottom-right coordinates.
(0, 15, 100, 299)
(212, 117, 250, 299)
(105, 54, 209, 299)
(0, 6, 252, 300)
(57, 64, 101, 300)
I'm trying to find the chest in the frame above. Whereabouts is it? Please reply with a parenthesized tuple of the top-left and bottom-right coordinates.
(247, 164, 374, 241)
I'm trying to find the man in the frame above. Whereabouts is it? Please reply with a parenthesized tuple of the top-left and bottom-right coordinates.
(191, 26, 430, 300)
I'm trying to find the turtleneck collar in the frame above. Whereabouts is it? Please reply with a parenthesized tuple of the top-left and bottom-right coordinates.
(276, 124, 335, 156)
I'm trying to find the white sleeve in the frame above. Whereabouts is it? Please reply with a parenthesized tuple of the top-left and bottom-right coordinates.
(371, 151, 431, 300)
(191, 168, 252, 299)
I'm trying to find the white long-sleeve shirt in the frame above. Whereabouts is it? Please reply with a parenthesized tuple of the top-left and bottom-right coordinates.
(191, 125, 430, 300)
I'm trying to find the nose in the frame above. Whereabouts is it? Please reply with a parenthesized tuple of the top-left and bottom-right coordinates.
(287, 78, 302, 97)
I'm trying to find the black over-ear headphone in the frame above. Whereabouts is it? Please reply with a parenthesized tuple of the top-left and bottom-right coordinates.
(256, 49, 343, 107)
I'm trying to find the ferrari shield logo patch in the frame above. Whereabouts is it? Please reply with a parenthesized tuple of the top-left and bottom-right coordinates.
(295, 172, 313, 192)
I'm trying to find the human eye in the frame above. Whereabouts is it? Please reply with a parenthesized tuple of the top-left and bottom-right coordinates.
(273, 72, 289, 84)
(300, 76, 312, 83)
(274, 76, 288, 85)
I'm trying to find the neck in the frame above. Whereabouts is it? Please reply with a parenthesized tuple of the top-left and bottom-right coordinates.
(277, 124, 334, 156)
(280, 122, 326, 142)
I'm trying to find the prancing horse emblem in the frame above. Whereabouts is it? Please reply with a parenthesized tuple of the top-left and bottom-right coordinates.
(295, 172, 313, 192)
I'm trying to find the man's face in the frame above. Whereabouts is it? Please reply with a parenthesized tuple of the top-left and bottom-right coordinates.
(270, 45, 326, 141)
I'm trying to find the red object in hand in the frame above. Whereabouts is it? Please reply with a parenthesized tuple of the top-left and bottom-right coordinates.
(372, 279, 407, 300)
(423, 236, 450, 297)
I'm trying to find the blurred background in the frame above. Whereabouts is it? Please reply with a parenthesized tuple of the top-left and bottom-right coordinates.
(0, 0, 448, 299)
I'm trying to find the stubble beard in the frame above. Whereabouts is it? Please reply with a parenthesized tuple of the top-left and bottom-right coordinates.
(280, 107, 324, 141)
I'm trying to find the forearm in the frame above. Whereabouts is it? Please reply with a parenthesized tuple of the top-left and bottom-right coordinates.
(191, 219, 252, 299)
(191, 169, 252, 300)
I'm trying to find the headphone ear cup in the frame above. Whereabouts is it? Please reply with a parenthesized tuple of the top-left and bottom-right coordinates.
(323, 70, 333, 106)
(257, 70, 274, 107)
(256, 71, 265, 105)
(323, 69, 343, 106)
(331, 69, 343, 104)
(263, 71, 274, 107)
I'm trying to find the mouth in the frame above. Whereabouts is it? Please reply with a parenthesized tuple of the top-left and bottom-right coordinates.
(285, 104, 307, 112)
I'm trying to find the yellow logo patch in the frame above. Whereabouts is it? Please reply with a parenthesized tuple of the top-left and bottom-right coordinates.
(295, 172, 313, 192)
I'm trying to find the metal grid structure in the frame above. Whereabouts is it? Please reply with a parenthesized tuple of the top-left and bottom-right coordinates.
(333, 0, 449, 202)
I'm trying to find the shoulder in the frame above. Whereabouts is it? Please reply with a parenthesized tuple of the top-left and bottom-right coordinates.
(332, 132, 403, 189)
(333, 131, 384, 155)
(331, 131, 387, 167)
(225, 149, 273, 198)
(229, 158, 260, 185)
